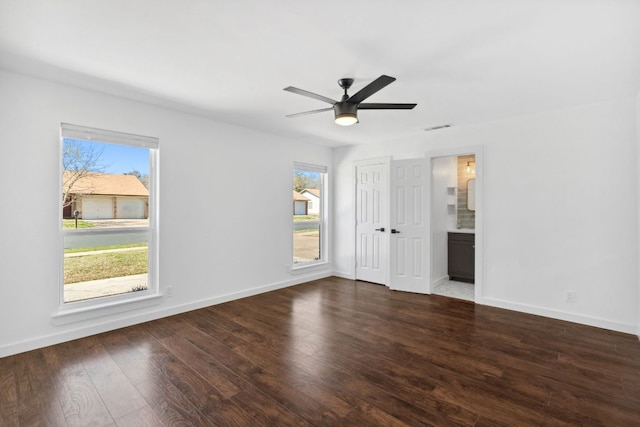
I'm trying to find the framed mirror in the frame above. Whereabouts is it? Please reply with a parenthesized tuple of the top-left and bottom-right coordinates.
(467, 179, 476, 211)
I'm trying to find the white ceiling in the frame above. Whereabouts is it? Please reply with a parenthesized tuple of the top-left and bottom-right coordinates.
(1, 0, 639, 147)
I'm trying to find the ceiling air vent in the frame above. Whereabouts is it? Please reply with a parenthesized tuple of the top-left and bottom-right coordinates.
(424, 124, 453, 132)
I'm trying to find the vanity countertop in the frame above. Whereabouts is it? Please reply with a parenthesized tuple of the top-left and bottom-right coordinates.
(448, 228, 475, 234)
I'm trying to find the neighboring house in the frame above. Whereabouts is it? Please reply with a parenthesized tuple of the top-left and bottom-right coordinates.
(300, 188, 320, 215)
(63, 172, 149, 219)
(293, 190, 309, 215)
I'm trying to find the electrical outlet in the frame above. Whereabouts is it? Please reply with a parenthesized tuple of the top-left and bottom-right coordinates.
(565, 290, 576, 303)
(167, 286, 173, 297)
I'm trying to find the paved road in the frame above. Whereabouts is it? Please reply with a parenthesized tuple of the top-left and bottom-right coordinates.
(294, 221, 319, 231)
(64, 219, 149, 249)
(64, 230, 148, 249)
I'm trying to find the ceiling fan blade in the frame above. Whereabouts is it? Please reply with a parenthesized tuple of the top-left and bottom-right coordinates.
(347, 75, 396, 104)
(286, 107, 334, 118)
(358, 103, 417, 110)
(283, 86, 337, 105)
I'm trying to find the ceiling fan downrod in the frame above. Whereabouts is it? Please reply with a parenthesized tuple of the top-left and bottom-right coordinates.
(338, 78, 354, 99)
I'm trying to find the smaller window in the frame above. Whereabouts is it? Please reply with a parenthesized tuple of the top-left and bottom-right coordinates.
(293, 163, 327, 266)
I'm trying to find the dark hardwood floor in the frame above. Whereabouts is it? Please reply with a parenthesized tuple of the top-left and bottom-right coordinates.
(2, 277, 640, 426)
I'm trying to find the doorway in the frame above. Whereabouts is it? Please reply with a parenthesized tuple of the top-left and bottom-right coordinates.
(427, 147, 483, 302)
(354, 150, 481, 300)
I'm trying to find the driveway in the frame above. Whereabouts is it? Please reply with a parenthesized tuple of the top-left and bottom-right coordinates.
(294, 230, 320, 262)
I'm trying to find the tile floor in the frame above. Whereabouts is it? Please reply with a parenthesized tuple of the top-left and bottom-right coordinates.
(432, 280, 474, 301)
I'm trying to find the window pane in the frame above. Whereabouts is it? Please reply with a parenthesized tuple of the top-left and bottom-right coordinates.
(62, 139, 149, 228)
(61, 135, 153, 303)
(293, 167, 323, 265)
(64, 230, 149, 302)
(293, 221, 320, 263)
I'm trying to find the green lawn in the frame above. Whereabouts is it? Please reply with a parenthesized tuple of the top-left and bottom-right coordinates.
(64, 249, 148, 284)
(62, 219, 95, 229)
(293, 215, 319, 221)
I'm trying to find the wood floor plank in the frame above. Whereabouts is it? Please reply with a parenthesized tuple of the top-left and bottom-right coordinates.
(106, 324, 218, 426)
(13, 350, 67, 426)
(342, 402, 414, 427)
(154, 314, 313, 426)
(80, 335, 148, 420)
(0, 358, 19, 427)
(545, 386, 640, 425)
(114, 405, 163, 427)
(42, 342, 115, 427)
(100, 329, 163, 387)
(2, 277, 640, 426)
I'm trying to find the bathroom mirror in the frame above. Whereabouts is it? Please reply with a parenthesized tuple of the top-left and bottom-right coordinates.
(467, 179, 476, 211)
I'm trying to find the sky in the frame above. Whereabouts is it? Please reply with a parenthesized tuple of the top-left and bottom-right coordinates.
(64, 138, 150, 175)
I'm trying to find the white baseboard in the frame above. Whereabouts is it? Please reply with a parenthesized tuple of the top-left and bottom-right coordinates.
(332, 270, 356, 280)
(0, 270, 333, 358)
(431, 275, 449, 290)
(479, 296, 637, 335)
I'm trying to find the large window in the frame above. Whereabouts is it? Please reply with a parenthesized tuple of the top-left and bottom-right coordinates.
(293, 163, 326, 266)
(60, 123, 158, 306)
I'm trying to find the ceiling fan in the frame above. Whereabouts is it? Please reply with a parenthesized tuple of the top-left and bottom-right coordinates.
(284, 75, 417, 126)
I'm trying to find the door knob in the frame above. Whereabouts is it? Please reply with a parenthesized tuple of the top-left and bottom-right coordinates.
(375, 227, 385, 232)
(391, 229, 400, 234)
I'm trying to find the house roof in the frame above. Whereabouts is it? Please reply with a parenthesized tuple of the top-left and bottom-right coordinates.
(293, 190, 309, 202)
(64, 172, 149, 197)
(301, 188, 320, 198)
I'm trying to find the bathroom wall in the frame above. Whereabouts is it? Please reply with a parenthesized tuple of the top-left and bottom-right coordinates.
(431, 156, 457, 284)
(457, 155, 476, 229)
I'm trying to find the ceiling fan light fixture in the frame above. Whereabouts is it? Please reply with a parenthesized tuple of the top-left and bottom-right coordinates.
(335, 112, 358, 126)
(334, 102, 358, 126)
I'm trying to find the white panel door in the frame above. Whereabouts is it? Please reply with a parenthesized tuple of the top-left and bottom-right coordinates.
(390, 159, 429, 293)
(355, 163, 387, 284)
(82, 196, 113, 219)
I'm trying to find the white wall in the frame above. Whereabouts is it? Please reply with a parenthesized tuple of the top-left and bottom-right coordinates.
(637, 90, 640, 338)
(334, 98, 639, 334)
(0, 70, 333, 357)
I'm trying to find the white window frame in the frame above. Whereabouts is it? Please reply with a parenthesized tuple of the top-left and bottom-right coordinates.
(54, 123, 160, 322)
(292, 162, 328, 270)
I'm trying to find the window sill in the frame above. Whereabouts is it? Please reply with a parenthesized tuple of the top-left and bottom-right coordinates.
(52, 292, 163, 325)
(290, 261, 331, 275)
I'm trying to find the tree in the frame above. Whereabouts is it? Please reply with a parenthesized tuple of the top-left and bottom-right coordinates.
(62, 140, 105, 208)
(123, 169, 149, 189)
(293, 170, 320, 192)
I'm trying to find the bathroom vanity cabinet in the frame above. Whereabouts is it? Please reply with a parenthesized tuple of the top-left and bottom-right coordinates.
(448, 232, 475, 283)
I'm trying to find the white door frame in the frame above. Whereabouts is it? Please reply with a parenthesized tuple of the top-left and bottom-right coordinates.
(426, 146, 484, 303)
(354, 157, 391, 285)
